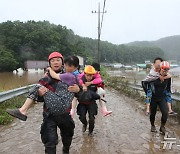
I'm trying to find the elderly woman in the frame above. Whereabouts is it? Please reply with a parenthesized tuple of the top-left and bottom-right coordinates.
(7, 52, 80, 154)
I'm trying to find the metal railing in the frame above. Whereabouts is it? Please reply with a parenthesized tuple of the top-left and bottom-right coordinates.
(128, 83, 180, 102)
(0, 83, 180, 103)
(0, 84, 36, 103)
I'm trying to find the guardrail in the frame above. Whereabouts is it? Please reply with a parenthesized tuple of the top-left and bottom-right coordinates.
(0, 83, 180, 103)
(0, 84, 36, 103)
(128, 83, 180, 102)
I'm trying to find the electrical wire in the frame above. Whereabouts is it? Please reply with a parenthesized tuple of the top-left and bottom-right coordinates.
(100, 0, 107, 37)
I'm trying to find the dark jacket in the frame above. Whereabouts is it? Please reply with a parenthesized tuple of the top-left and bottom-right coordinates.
(146, 78, 172, 101)
(77, 75, 100, 104)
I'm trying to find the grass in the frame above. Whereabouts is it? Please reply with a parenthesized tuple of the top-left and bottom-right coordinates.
(100, 66, 109, 77)
(105, 76, 145, 102)
(0, 95, 26, 125)
(0, 87, 4, 92)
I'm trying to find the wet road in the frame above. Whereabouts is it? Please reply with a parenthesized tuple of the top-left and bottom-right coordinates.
(0, 89, 180, 154)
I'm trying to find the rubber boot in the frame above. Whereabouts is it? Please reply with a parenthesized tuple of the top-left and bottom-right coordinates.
(151, 125, 157, 133)
(62, 146, 69, 154)
(101, 106, 112, 117)
(45, 146, 56, 154)
(160, 125, 166, 135)
(82, 124, 87, 132)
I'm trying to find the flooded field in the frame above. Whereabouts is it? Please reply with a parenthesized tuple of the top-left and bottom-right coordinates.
(0, 89, 179, 154)
(0, 69, 45, 91)
(108, 67, 180, 92)
(1, 67, 179, 92)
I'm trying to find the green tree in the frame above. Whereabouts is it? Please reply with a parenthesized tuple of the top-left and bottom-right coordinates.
(0, 20, 165, 71)
(0, 47, 18, 72)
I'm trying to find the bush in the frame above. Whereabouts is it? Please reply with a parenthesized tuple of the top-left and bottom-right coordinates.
(100, 66, 109, 77)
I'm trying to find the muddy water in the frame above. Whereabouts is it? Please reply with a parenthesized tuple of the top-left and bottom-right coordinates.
(0, 89, 180, 154)
(0, 69, 45, 91)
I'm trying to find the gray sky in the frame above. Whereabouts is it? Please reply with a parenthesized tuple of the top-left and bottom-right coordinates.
(0, 0, 180, 44)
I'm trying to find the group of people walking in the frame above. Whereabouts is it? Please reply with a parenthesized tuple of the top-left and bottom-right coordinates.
(6, 51, 176, 154)
(7, 51, 112, 154)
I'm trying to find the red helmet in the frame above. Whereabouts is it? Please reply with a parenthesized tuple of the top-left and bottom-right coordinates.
(48, 52, 63, 61)
(160, 61, 170, 70)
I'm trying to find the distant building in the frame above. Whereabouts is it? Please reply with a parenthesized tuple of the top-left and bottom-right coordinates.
(168, 60, 179, 68)
(101, 63, 114, 67)
(136, 64, 147, 69)
(170, 64, 179, 68)
(113, 63, 123, 68)
(24, 60, 48, 70)
(124, 65, 133, 70)
(145, 60, 151, 64)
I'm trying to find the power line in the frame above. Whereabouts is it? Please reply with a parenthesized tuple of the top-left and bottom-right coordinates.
(100, 0, 107, 37)
(92, 0, 107, 63)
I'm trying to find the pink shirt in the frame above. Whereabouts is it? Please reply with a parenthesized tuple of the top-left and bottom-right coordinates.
(78, 72, 102, 85)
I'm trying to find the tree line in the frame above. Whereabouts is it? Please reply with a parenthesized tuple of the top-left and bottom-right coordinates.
(0, 20, 164, 72)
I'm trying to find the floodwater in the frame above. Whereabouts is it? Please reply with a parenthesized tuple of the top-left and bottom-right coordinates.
(0, 89, 179, 154)
(108, 67, 180, 92)
(0, 69, 45, 91)
(0, 67, 179, 92)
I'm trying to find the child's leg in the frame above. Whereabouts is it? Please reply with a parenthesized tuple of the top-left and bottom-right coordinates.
(6, 84, 41, 121)
(145, 88, 152, 115)
(167, 102, 177, 115)
(167, 102, 173, 113)
(19, 84, 43, 115)
(70, 97, 77, 118)
(99, 100, 112, 117)
(146, 103, 150, 113)
(145, 103, 150, 116)
(97, 87, 112, 117)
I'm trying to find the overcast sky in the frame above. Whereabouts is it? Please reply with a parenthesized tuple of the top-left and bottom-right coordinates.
(0, 0, 180, 44)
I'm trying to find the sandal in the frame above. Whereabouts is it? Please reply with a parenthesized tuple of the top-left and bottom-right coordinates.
(6, 108, 27, 121)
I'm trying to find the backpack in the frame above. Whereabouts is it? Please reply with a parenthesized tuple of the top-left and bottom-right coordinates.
(77, 89, 100, 102)
(76, 75, 100, 102)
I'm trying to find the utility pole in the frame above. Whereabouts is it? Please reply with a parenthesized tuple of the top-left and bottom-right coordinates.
(92, 2, 107, 63)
